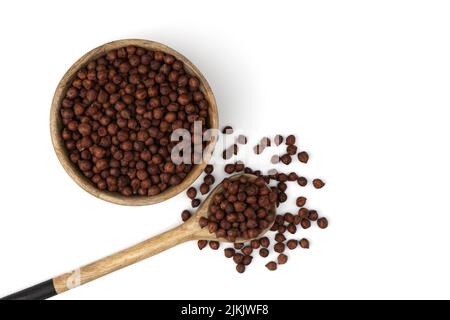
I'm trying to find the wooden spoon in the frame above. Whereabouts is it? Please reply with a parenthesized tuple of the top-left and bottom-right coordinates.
(1, 173, 275, 300)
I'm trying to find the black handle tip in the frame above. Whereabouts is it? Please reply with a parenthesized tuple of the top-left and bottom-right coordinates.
(1, 279, 57, 300)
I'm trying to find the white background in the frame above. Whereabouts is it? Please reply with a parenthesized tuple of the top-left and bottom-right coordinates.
(0, 0, 449, 300)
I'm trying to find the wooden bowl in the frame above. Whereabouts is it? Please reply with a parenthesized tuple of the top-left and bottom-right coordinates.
(50, 39, 219, 206)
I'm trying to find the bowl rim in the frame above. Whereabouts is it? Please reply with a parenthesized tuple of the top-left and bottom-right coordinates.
(50, 39, 219, 206)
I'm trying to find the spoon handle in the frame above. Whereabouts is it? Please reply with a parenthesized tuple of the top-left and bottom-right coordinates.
(2, 224, 194, 300)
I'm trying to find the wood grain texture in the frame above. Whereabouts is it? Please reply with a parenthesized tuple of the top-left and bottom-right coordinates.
(53, 174, 275, 294)
(50, 39, 219, 206)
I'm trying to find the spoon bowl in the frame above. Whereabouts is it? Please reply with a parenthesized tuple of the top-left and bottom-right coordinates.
(187, 173, 276, 242)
